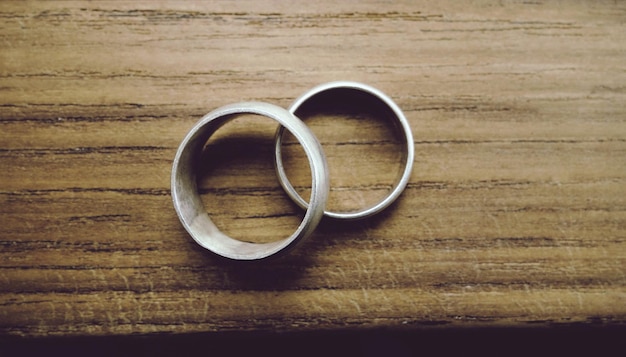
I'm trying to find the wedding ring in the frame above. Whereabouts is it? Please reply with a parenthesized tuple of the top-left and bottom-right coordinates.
(171, 102, 329, 260)
(274, 81, 414, 220)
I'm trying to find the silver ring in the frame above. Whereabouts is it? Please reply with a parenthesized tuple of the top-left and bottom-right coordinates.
(171, 102, 329, 260)
(274, 81, 414, 220)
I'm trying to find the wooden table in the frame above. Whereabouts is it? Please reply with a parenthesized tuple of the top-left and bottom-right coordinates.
(1, 0, 625, 339)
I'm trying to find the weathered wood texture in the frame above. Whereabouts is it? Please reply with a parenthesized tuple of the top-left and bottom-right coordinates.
(1, 1, 625, 337)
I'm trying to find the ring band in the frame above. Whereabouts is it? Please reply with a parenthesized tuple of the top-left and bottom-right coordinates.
(274, 81, 414, 220)
(171, 102, 329, 260)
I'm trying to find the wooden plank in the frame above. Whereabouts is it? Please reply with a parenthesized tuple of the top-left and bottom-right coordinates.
(0, 1, 624, 336)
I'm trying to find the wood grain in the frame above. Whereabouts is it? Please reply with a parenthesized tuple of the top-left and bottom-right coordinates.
(1, 0, 625, 336)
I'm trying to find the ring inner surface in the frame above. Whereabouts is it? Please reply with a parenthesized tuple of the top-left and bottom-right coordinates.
(195, 114, 311, 244)
(281, 88, 407, 214)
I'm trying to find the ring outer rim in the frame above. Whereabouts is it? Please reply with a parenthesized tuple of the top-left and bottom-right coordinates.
(172, 102, 329, 260)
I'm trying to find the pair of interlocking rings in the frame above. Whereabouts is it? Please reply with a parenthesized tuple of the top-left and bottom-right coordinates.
(171, 81, 414, 261)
